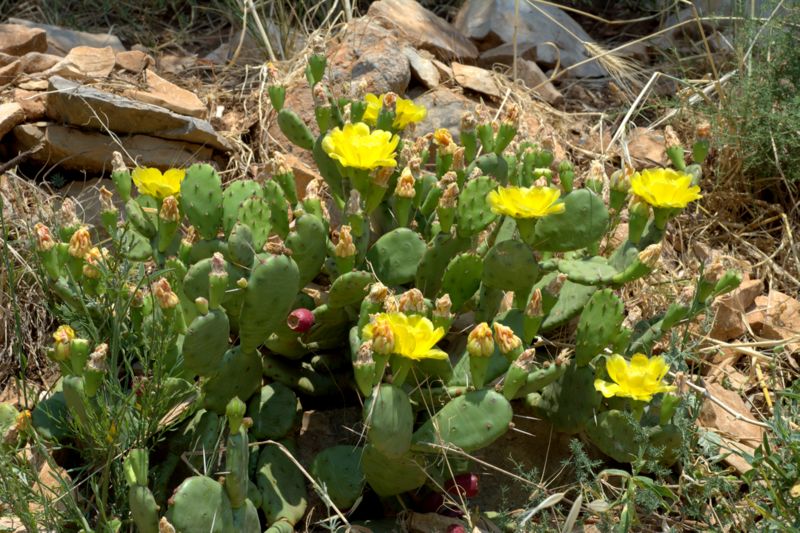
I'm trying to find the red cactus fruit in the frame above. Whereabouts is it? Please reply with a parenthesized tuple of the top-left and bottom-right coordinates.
(287, 308, 314, 332)
(445, 473, 479, 498)
(446, 525, 466, 533)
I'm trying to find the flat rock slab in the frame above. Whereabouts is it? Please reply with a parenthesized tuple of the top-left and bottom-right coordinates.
(329, 18, 411, 95)
(13, 123, 213, 173)
(452, 62, 502, 98)
(413, 85, 477, 141)
(403, 47, 440, 89)
(123, 68, 206, 118)
(455, 0, 607, 78)
(46, 46, 116, 80)
(8, 18, 125, 56)
(0, 23, 47, 56)
(46, 76, 230, 152)
(0, 102, 25, 138)
(368, 0, 478, 61)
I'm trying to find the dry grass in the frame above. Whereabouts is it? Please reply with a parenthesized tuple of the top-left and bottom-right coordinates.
(0, 172, 60, 390)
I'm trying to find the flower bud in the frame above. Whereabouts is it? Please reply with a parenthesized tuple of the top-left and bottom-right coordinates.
(451, 146, 465, 171)
(60, 198, 80, 228)
(467, 322, 494, 358)
(696, 121, 711, 139)
(68, 227, 92, 258)
(370, 320, 395, 355)
(52, 325, 75, 361)
(82, 246, 108, 279)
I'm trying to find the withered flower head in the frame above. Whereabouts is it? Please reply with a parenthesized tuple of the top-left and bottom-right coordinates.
(346, 189, 362, 215)
(372, 166, 394, 188)
(152, 277, 179, 310)
(395, 167, 416, 199)
(664, 125, 681, 149)
(367, 282, 389, 304)
(460, 111, 477, 131)
(33, 223, 56, 252)
(159, 195, 180, 222)
(335, 225, 356, 258)
(398, 288, 425, 314)
(68, 227, 92, 258)
(433, 294, 453, 319)
(638, 243, 662, 269)
(99, 186, 115, 212)
(440, 182, 459, 209)
(525, 288, 543, 317)
(493, 322, 521, 354)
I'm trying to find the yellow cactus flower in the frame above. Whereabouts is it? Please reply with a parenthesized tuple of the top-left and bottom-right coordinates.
(131, 167, 186, 200)
(630, 168, 702, 209)
(363, 93, 427, 129)
(53, 325, 75, 346)
(487, 186, 566, 219)
(594, 353, 676, 402)
(362, 312, 447, 361)
(322, 122, 399, 170)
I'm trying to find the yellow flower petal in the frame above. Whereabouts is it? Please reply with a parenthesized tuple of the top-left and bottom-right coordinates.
(131, 167, 185, 200)
(594, 379, 621, 398)
(362, 93, 426, 129)
(363, 312, 446, 361)
(322, 122, 399, 170)
(597, 353, 676, 403)
(487, 186, 565, 219)
(630, 168, 702, 209)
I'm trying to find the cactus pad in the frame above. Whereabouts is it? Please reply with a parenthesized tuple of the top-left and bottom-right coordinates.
(366, 228, 426, 286)
(311, 445, 365, 509)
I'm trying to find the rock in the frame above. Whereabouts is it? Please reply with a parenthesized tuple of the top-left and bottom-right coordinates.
(282, 153, 321, 200)
(515, 59, 563, 105)
(12, 123, 214, 174)
(699, 382, 764, 448)
(45, 46, 116, 79)
(0, 59, 21, 84)
(329, 18, 411, 95)
(748, 290, 800, 355)
(368, 0, 478, 61)
(18, 51, 61, 73)
(710, 278, 764, 341)
(478, 41, 538, 65)
(478, 43, 563, 104)
(625, 128, 668, 168)
(455, 0, 607, 78)
(7, 18, 125, 56)
(0, 23, 47, 56)
(452, 62, 501, 98)
(402, 47, 439, 89)
(123, 69, 206, 118)
(0, 102, 25, 139)
(115, 50, 154, 73)
(157, 53, 197, 75)
(413, 86, 476, 141)
(45, 76, 230, 152)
